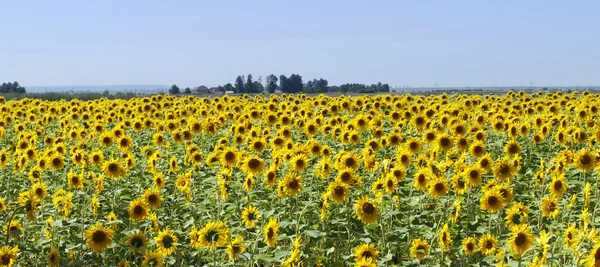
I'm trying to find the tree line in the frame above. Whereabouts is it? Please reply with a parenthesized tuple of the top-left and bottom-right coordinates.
(170, 74, 390, 95)
(1, 81, 26, 94)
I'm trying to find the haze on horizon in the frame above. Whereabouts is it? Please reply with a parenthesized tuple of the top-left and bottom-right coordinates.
(1, 1, 599, 89)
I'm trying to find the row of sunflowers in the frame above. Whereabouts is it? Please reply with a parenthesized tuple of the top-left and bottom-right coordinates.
(0, 91, 599, 266)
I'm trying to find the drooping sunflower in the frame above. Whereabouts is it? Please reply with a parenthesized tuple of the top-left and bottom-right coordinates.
(541, 196, 559, 218)
(47, 248, 60, 266)
(155, 227, 178, 256)
(563, 224, 578, 249)
(4, 220, 22, 238)
(226, 236, 246, 261)
(409, 238, 430, 261)
(263, 218, 280, 248)
(354, 243, 379, 262)
(126, 231, 148, 254)
(143, 188, 162, 208)
(355, 195, 379, 224)
(505, 202, 529, 228)
(241, 206, 261, 228)
(462, 237, 477, 255)
(128, 198, 148, 221)
(102, 158, 126, 179)
(438, 223, 452, 252)
(480, 188, 505, 213)
(197, 221, 230, 250)
(84, 222, 114, 253)
(508, 224, 534, 257)
(478, 233, 498, 256)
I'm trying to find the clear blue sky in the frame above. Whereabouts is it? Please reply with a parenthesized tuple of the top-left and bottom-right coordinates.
(1, 1, 598, 88)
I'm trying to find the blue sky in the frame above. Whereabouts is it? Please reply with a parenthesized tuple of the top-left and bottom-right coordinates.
(1, 1, 598, 88)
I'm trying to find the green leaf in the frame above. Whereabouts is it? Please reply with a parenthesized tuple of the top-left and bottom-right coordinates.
(304, 230, 325, 238)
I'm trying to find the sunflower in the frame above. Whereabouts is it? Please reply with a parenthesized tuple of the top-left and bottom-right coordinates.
(575, 149, 596, 172)
(436, 133, 453, 151)
(508, 224, 534, 257)
(18, 190, 40, 220)
(226, 236, 246, 261)
(90, 149, 104, 166)
(240, 156, 264, 175)
(220, 147, 238, 168)
(282, 173, 303, 196)
(549, 174, 567, 198)
(48, 154, 64, 171)
(338, 152, 360, 170)
(493, 157, 516, 181)
(355, 195, 379, 224)
(505, 202, 529, 228)
(563, 224, 578, 249)
(462, 237, 477, 255)
(409, 238, 430, 261)
(428, 177, 449, 199)
(405, 138, 423, 155)
(98, 131, 114, 147)
(480, 188, 505, 213)
(336, 167, 356, 185)
(126, 231, 148, 254)
(438, 223, 452, 252)
(153, 173, 165, 188)
(263, 218, 280, 248)
(354, 243, 379, 262)
(478, 154, 493, 171)
(241, 206, 261, 228)
(4, 220, 22, 238)
(248, 138, 266, 153)
(0, 246, 19, 267)
(142, 250, 164, 267)
(67, 170, 84, 189)
(103, 158, 126, 179)
(413, 168, 430, 191)
(143, 188, 161, 208)
(541, 196, 559, 218)
(31, 182, 47, 199)
(478, 233, 498, 256)
(290, 154, 308, 173)
(586, 244, 600, 267)
(0, 197, 5, 213)
(129, 198, 148, 221)
(197, 221, 230, 250)
(47, 248, 60, 266)
(504, 140, 522, 157)
(155, 227, 178, 255)
(84, 222, 114, 253)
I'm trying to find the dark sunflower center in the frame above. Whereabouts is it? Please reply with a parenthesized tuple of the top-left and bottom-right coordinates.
(474, 146, 482, 153)
(508, 145, 519, 154)
(162, 236, 174, 248)
(53, 158, 61, 166)
(206, 230, 219, 242)
(148, 195, 158, 203)
(295, 159, 305, 168)
(253, 142, 263, 150)
(499, 164, 510, 174)
(470, 170, 479, 179)
(485, 240, 493, 249)
(345, 158, 356, 167)
(440, 138, 450, 146)
(120, 139, 129, 146)
(553, 181, 563, 191)
(418, 174, 426, 183)
(92, 231, 107, 243)
(134, 205, 144, 215)
(288, 180, 299, 189)
(1, 255, 10, 265)
(248, 159, 261, 169)
(467, 243, 474, 250)
(108, 163, 118, 172)
(225, 152, 235, 161)
(581, 155, 591, 166)
(267, 172, 275, 181)
(247, 212, 256, 221)
(361, 251, 373, 259)
(36, 188, 43, 195)
(511, 214, 521, 224)
(514, 233, 526, 246)
(362, 202, 375, 214)
(72, 177, 79, 184)
(334, 186, 344, 196)
(426, 133, 435, 141)
(488, 196, 498, 206)
(103, 137, 111, 144)
(131, 236, 144, 248)
(267, 228, 274, 238)
(409, 142, 418, 150)
(434, 183, 444, 192)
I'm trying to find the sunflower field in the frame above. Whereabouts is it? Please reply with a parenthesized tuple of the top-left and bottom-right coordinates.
(1, 91, 600, 266)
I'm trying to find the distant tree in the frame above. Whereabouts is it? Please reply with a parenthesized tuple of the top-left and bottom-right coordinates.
(381, 83, 390, 92)
(235, 76, 245, 93)
(245, 74, 259, 93)
(266, 74, 278, 93)
(0, 81, 26, 94)
(280, 74, 303, 93)
(169, 84, 180, 95)
(253, 81, 264, 93)
(314, 78, 328, 93)
(184, 87, 192, 94)
(279, 75, 288, 92)
(102, 89, 110, 96)
(224, 83, 235, 93)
